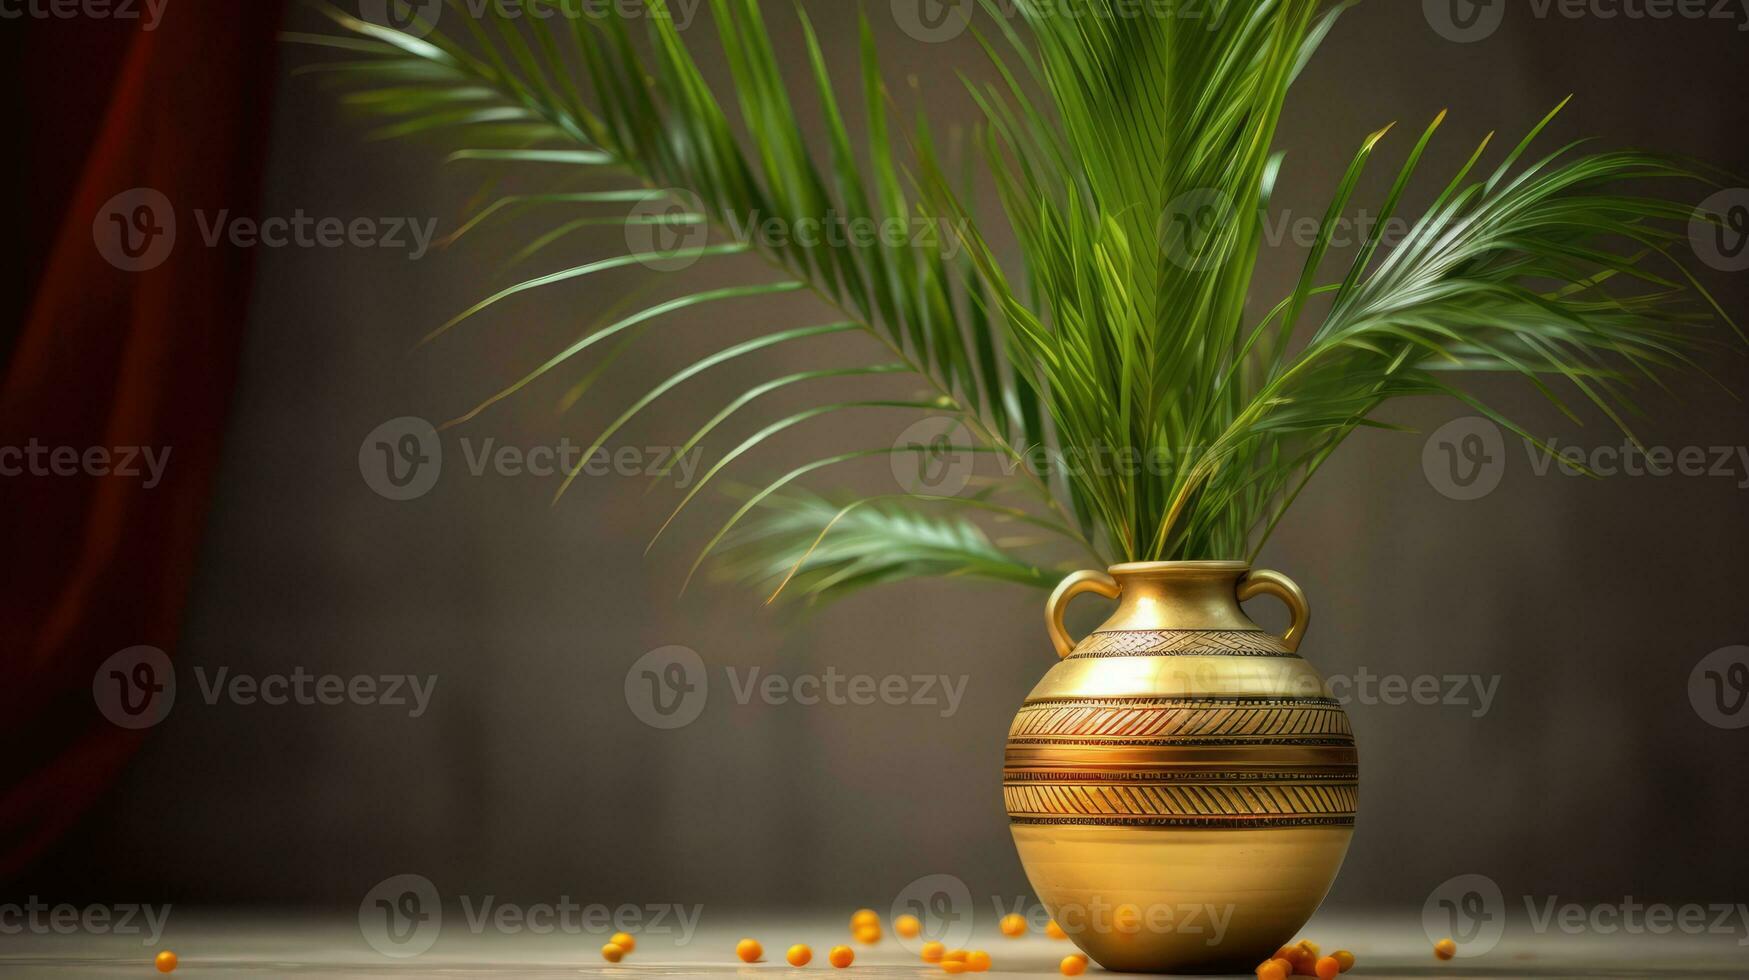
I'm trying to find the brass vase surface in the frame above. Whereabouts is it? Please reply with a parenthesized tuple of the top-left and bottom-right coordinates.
(1006, 562, 1356, 974)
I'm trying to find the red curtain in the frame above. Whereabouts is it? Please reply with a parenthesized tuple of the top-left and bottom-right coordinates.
(0, 1, 283, 877)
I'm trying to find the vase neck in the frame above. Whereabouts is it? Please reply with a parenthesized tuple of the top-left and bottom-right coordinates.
(1098, 562, 1261, 633)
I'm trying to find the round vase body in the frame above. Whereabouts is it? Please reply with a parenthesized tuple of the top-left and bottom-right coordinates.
(1006, 562, 1356, 974)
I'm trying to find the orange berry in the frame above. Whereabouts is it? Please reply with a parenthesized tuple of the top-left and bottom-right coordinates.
(921, 941, 946, 963)
(1298, 939, 1321, 957)
(1434, 937, 1457, 960)
(1256, 960, 1288, 980)
(154, 951, 178, 973)
(999, 913, 1027, 937)
(851, 909, 879, 930)
(787, 944, 813, 967)
(895, 913, 922, 938)
(1060, 953, 1089, 976)
(943, 949, 969, 963)
(737, 938, 764, 963)
(943, 962, 968, 975)
(855, 923, 881, 944)
(828, 945, 854, 968)
(1315, 955, 1341, 980)
(610, 931, 636, 953)
(1333, 950, 1356, 972)
(602, 943, 625, 963)
(1045, 919, 1068, 940)
(966, 949, 992, 972)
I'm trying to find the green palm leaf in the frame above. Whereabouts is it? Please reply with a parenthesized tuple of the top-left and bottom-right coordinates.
(292, 0, 1739, 604)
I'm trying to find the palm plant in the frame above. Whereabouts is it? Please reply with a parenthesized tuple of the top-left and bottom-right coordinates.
(292, 0, 1737, 604)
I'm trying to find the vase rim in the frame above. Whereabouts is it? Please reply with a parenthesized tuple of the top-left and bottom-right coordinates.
(1107, 560, 1250, 575)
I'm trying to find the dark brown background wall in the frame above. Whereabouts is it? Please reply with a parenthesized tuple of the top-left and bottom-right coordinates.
(19, 0, 1749, 914)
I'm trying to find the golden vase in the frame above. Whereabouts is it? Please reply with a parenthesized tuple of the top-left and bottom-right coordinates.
(1005, 562, 1356, 974)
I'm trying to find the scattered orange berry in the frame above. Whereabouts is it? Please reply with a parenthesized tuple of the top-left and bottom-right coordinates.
(787, 944, 813, 967)
(943, 949, 969, 963)
(921, 941, 946, 963)
(828, 945, 854, 968)
(1315, 955, 1341, 979)
(855, 923, 881, 944)
(1060, 953, 1089, 976)
(610, 931, 636, 953)
(1045, 919, 1068, 940)
(154, 951, 178, 973)
(966, 949, 992, 972)
(1256, 959, 1288, 980)
(999, 913, 1027, 937)
(1333, 950, 1356, 973)
(737, 938, 764, 963)
(1434, 937, 1457, 960)
(602, 943, 625, 963)
(943, 962, 969, 975)
(895, 913, 922, 938)
(851, 909, 879, 930)
(1298, 939, 1321, 957)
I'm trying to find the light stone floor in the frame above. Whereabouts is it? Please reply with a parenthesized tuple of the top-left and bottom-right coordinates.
(1, 912, 1745, 978)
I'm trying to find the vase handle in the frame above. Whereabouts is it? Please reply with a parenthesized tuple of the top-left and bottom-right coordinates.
(1046, 570, 1122, 659)
(1237, 568, 1311, 653)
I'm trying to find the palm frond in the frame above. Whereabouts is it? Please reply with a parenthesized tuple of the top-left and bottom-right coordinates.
(293, 0, 1739, 605)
